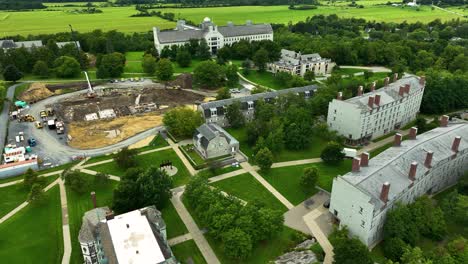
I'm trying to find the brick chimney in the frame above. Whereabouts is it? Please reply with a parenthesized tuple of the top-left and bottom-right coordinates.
(424, 151, 433, 168)
(105, 210, 115, 221)
(419, 76, 426, 85)
(352, 157, 361, 172)
(384, 77, 390, 86)
(394, 133, 402, 147)
(380, 182, 390, 203)
(409, 161, 418, 181)
(409, 127, 418, 140)
(399, 86, 405, 96)
(358, 86, 363, 96)
(368, 96, 375, 108)
(440, 115, 449, 127)
(91, 192, 97, 209)
(360, 152, 370, 167)
(405, 83, 411, 94)
(374, 94, 381, 106)
(452, 136, 461, 152)
(393, 73, 398, 82)
(370, 81, 376, 92)
(337, 91, 343, 100)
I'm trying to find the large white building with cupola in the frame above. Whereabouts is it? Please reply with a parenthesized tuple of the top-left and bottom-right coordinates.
(329, 120, 468, 247)
(153, 17, 273, 54)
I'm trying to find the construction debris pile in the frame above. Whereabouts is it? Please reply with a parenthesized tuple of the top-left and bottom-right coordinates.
(18, 83, 54, 103)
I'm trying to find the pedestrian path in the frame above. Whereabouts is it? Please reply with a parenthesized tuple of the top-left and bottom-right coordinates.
(241, 162, 294, 209)
(271, 158, 322, 168)
(208, 169, 246, 183)
(167, 138, 197, 176)
(303, 207, 334, 264)
(59, 179, 72, 264)
(0, 169, 63, 188)
(170, 191, 220, 264)
(79, 168, 121, 182)
(168, 233, 193, 246)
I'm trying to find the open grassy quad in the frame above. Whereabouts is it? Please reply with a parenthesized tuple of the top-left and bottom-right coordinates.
(0, 174, 60, 218)
(66, 173, 118, 264)
(0, 6, 175, 36)
(171, 240, 207, 264)
(242, 70, 285, 90)
(226, 127, 329, 162)
(211, 173, 288, 212)
(259, 160, 352, 205)
(0, 185, 63, 264)
(86, 149, 192, 187)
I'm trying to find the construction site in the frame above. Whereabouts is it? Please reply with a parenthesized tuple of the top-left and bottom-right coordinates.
(2, 75, 213, 167)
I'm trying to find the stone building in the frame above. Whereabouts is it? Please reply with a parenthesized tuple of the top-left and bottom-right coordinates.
(78, 205, 177, 264)
(327, 74, 425, 145)
(329, 120, 468, 247)
(193, 123, 239, 159)
(267, 49, 335, 77)
(153, 17, 273, 54)
(198, 85, 318, 127)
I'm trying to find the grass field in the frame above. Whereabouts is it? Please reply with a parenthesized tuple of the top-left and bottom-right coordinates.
(0, 175, 59, 218)
(226, 127, 328, 162)
(87, 149, 192, 187)
(259, 160, 352, 205)
(243, 70, 284, 90)
(211, 173, 288, 212)
(66, 173, 117, 264)
(0, 185, 63, 264)
(171, 240, 207, 264)
(1, 4, 464, 37)
(161, 201, 189, 239)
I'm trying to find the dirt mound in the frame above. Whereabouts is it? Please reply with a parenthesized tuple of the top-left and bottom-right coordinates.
(19, 83, 54, 102)
(67, 112, 163, 149)
(168, 73, 192, 89)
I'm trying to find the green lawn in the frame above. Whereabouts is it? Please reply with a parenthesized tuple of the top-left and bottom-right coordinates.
(243, 70, 284, 90)
(198, 165, 241, 178)
(124, 61, 144, 73)
(161, 201, 189, 239)
(180, 145, 205, 166)
(125, 51, 144, 61)
(333, 67, 368, 76)
(0, 174, 60, 218)
(87, 149, 192, 187)
(171, 240, 207, 264)
(211, 173, 287, 212)
(173, 59, 206, 74)
(66, 173, 118, 264)
(13, 83, 30, 100)
(259, 160, 352, 205)
(206, 226, 304, 264)
(0, 185, 63, 264)
(226, 127, 328, 162)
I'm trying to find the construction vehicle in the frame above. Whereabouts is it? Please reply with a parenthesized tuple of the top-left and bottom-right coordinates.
(28, 138, 37, 147)
(35, 121, 43, 129)
(56, 121, 65, 134)
(45, 107, 54, 116)
(47, 119, 56, 130)
(19, 114, 35, 122)
(40, 110, 48, 121)
(84, 71, 96, 98)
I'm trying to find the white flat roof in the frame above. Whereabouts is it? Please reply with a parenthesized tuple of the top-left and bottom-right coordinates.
(107, 210, 165, 264)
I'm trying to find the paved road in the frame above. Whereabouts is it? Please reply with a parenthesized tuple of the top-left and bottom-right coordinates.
(0, 83, 20, 152)
(4, 83, 164, 165)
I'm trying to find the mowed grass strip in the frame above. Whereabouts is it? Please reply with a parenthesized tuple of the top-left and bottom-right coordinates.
(0, 174, 60, 218)
(87, 149, 191, 187)
(259, 160, 352, 205)
(161, 201, 189, 239)
(211, 173, 287, 212)
(66, 173, 118, 264)
(171, 240, 207, 264)
(0, 185, 63, 264)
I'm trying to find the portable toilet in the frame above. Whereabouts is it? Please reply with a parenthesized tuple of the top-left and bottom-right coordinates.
(25, 146, 32, 153)
(15, 101, 28, 108)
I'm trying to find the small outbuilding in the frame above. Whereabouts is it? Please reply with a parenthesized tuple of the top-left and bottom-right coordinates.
(193, 123, 239, 159)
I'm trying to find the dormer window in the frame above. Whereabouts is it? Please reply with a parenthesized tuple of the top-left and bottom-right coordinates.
(210, 108, 217, 117)
(247, 101, 254, 110)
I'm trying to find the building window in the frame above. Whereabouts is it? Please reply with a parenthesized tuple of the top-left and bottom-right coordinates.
(359, 207, 363, 214)
(361, 220, 365, 228)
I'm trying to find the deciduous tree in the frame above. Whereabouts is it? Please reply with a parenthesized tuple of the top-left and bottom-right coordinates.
(320, 141, 345, 164)
(155, 58, 174, 81)
(141, 54, 157, 75)
(255, 147, 273, 171)
(163, 107, 203, 138)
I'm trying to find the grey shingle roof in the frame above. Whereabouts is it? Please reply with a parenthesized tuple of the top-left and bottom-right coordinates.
(78, 207, 110, 243)
(341, 123, 468, 208)
(218, 24, 272, 37)
(156, 28, 204, 44)
(196, 124, 217, 141)
(195, 123, 239, 150)
(200, 85, 318, 110)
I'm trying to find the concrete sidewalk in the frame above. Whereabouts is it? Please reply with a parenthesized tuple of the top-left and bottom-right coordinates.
(167, 138, 197, 176)
(168, 233, 193, 246)
(271, 158, 322, 168)
(0, 169, 63, 188)
(303, 207, 334, 264)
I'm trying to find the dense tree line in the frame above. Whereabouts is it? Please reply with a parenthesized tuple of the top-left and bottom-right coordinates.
(184, 175, 284, 259)
(0, 0, 45, 10)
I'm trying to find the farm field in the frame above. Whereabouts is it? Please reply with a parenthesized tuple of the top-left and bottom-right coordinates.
(1, 3, 465, 37)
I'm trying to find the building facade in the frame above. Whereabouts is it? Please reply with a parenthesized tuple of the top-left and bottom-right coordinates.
(327, 75, 425, 145)
(329, 120, 468, 247)
(198, 85, 318, 127)
(193, 123, 239, 159)
(78, 205, 177, 264)
(153, 17, 273, 54)
(267, 49, 335, 77)
(0, 40, 79, 50)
